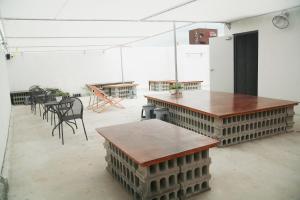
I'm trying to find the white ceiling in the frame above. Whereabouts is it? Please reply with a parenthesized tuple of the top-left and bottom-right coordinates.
(150, 0, 300, 22)
(0, 0, 299, 52)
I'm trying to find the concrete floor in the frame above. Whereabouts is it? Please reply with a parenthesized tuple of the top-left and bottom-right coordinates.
(4, 95, 300, 200)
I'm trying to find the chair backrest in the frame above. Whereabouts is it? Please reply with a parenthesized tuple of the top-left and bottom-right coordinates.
(29, 86, 46, 103)
(56, 97, 74, 118)
(68, 97, 84, 119)
(87, 85, 110, 100)
(44, 89, 56, 102)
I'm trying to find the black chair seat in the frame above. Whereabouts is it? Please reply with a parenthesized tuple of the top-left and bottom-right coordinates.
(63, 114, 81, 121)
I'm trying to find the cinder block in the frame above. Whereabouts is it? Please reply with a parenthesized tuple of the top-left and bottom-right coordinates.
(104, 138, 213, 199)
(179, 176, 211, 199)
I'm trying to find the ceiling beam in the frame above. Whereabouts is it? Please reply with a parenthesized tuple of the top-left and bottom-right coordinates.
(8, 44, 111, 48)
(10, 22, 196, 53)
(6, 36, 147, 39)
(0, 17, 223, 24)
(9, 49, 105, 53)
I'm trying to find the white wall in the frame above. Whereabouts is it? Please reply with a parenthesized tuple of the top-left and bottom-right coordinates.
(7, 45, 211, 94)
(0, 50, 11, 173)
(7, 50, 121, 94)
(224, 7, 300, 113)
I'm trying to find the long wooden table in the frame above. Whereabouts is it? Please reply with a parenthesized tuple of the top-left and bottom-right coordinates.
(145, 90, 298, 147)
(97, 119, 218, 200)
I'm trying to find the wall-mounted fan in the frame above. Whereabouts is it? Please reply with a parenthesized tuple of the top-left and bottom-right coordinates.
(272, 11, 289, 29)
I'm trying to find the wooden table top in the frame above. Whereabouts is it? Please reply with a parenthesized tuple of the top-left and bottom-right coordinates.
(102, 83, 138, 88)
(91, 81, 135, 87)
(145, 90, 298, 118)
(96, 119, 219, 167)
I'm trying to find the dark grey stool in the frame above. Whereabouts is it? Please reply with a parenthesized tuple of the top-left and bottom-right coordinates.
(154, 107, 170, 122)
(141, 103, 156, 120)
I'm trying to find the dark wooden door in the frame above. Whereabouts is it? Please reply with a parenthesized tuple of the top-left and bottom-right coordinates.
(234, 31, 258, 96)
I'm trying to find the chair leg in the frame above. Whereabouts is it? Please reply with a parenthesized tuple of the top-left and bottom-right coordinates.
(74, 119, 78, 129)
(61, 122, 64, 145)
(81, 119, 88, 141)
(58, 122, 61, 139)
(52, 121, 60, 136)
(39, 104, 41, 116)
(65, 121, 75, 134)
(54, 114, 56, 126)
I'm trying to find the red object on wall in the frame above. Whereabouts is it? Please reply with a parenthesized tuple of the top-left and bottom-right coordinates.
(189, 28, 218, 45)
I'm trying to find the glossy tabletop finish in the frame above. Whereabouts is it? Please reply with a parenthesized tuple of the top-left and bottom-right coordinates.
(96, 119, 219, 166)
(145, 90, 298, 118)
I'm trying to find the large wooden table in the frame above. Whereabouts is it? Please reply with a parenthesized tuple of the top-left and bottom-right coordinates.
(145, 90, 298, 147)
(97, 119, 218, 200)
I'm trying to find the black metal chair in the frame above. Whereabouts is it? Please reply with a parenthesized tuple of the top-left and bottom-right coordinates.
(52, 97, 88, 145)
(42, 89, 57, 122)
(29, 86, 46, 115)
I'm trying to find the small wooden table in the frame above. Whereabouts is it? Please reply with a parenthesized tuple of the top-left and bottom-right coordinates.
(96, 119, 218, 200)
(149, 80, 202, 91)
(145, 90, 298, 147)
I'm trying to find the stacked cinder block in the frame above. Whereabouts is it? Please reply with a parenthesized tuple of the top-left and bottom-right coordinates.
(103, 85, 137, 99)
(286, 106, 295, 132)
(10, 90, 31, 105)
(110, 87, 130, 98)
(104, 140, 213, 200)
(216, 108, 289, 146)
(181, 82, 201, 91)
(149, 81, 202, 92)
(149, 81, 170, 91)
(148, 99, 295, 147)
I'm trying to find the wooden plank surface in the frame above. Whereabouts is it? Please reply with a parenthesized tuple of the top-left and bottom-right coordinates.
(96, 119, 219, 166)
(145, 90, 298, 118)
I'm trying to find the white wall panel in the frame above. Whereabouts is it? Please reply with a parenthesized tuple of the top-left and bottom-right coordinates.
(7, 45, 211, 94)
(0, 50, 11, 172)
